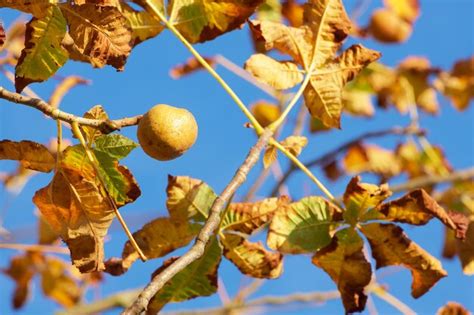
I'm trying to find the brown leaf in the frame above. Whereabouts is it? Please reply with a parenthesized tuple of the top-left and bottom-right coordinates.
(379, 189, 467, 238)
(0, 140, 55, 172)
(263, 145, 278, 169)
(458, 222, 474, 275)
(120, 217, 200, 271)
(80, 105, 110, 144)
(170, 56, 216, 79)
(312, 228, 371, 313)
(60, 3, 133, 70)
(280, 135, 307, 157)
(0, 21, 5, 49)
(221, 233, 283, 279)
(361, 223, 447, 298)
(0, 0, 56, 18)
(437, 302, 472, 315)
(221, 196, 290, 234)
(282, 0, 304, 27)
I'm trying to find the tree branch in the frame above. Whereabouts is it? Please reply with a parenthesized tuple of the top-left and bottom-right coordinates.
(122, 129, 274, 315)
(390, 167, 474, 194)
(0, 86, 142, 133)
(271, 126, 423, 196)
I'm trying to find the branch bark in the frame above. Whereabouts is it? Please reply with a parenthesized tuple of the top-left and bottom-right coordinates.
(0, 86, 142, 133)
(122, 129, 274, 315)
(270, 126, 423, 196)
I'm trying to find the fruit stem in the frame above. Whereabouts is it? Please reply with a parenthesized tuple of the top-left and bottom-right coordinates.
(146, 3, 265, 135)
(71, 122, 147, 262)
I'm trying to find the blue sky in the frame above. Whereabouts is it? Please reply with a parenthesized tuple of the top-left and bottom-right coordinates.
(0, 0, 473, 314)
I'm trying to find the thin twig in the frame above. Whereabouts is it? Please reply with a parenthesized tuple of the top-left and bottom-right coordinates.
(369, 284, 416, 315)
(390, 167, 474, 193)
(270, 126, 423, 196)
(164, 291, 341, 315)
(0, 243, 70, 254)
(0, 86, 142, 133)
(123, 129, 273, 315)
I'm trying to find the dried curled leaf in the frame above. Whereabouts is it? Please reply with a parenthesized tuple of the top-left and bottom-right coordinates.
(61, 3, 133, 70)
(33, 145, 140, 273)
(166, 175, 217, 222)
(267, 196, 341, 254)
(221, 233, 283, 279)
(436, 302, 471, 315)
(312, 228, 371, 313)
(0, 140, 55, 173)
(120, 217, 200, 271)
(245, 54, 303, 90)
(15, 6, 68, 92)
(80, 105, 110, 144)
(361, 223, 447, 298)
(221, 196, 290, 234)
(168, 0, 263, 43)
(147, 237, 222, 313)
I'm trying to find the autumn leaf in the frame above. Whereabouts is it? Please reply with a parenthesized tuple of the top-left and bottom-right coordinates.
(120, 217, 201, 271)
(267, 196, 341, 254)
(41, 257, 81, 307)
(257, 0, 282, 22)
(312, 228, 371, 313)
(263, 145, 277, 169)
(0, 0, 57, 18)
(342, 143, 401, 178)
(0, 140, 55, 172)
(121, 2, 164, 46)
(436, 302, 471, 315)
(60, 3, 133, 70)
(220, 196, 290, 234)
(1, 253, 38, 309)
(282, 0, 304, 27)
(361, 223, 447, 298)
(0, 21, 5, 49)
(458, 222, 474, 275)
(33, 145, 140, 272)
(166, 175, 217, 222)
(15, 6, 68, 92)
(80, 105, 110, 144)
(343, 176, 391, 225)
(263, 136, 307, 169)
(248, 0, 380, 128)
(221, 233, 283, 279)
(170, 56, 216, 79)
(147, 237, 222, 313)
(38, 214, 59, 245)
(434, 56, 474, 111)
(167, 0, 263, 43)
(245, 54, 303, 90)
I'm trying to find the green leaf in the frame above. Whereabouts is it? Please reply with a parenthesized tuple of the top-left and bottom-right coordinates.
(312, 228, 371, 313)
(267, 196, 341, 254)
(166, 175, 217, 222)
(15, 6, 68, 92)
(147, 237, 222, 313)
(94, 134, 138, 160)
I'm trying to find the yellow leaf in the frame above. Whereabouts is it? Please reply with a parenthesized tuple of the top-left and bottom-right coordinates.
(41, 257, 81, 307)
(343, 143, 401, 178)
(79, 105, 109, 144)
(360, 223, 447, 298)
(263, 145, 278, 169)
(0, 140, 55, 173)
(221, 196, 290, 234)
(0, 0, 57, 18)
(312, 228, 371, 313)
(221, 233, 283, 279)
(245, 54, 303, 90)
(343, 89, 374, 117)
(280, 135, 307, 157)
(121, 2, 164, 46)
(458, 222, 474, 275)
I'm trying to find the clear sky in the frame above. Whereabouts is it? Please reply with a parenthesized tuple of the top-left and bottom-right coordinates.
(0, 0, 473, 314)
